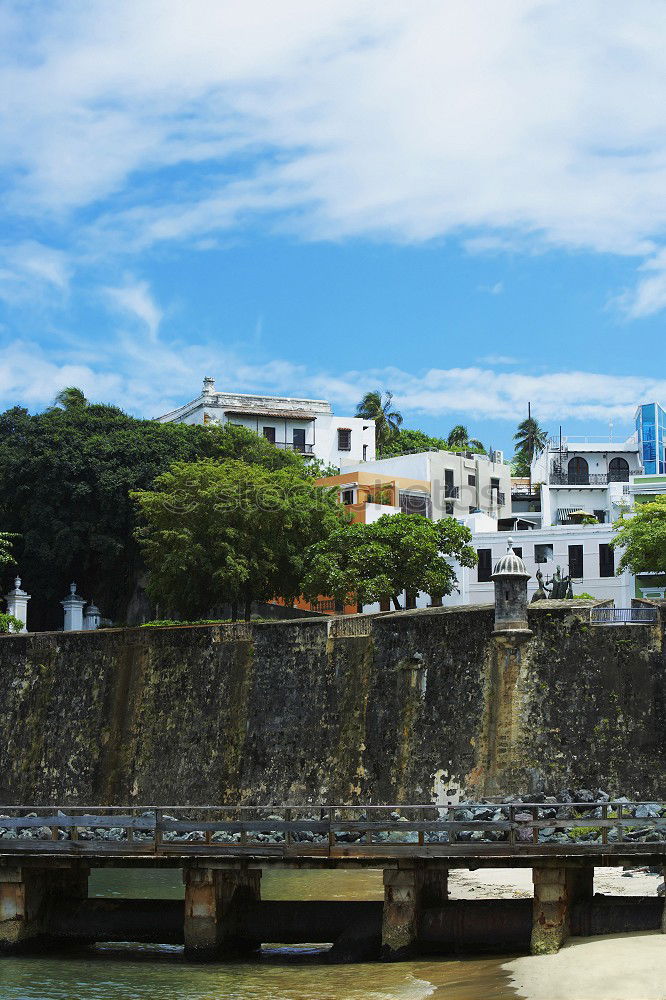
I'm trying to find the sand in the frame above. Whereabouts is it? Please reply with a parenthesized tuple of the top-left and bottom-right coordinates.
(445, 867, 665, 999)
(504, 932, 666, 1000)
(447, 865, 663, 900)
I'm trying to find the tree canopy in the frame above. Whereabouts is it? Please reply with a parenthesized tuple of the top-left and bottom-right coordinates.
(133, 459, 345, 620)
(377, 426, 486, 459)
(356, 390, 403, 450)
(612, 497, 666, 575)
(513, 416, 548, 475)
(0, 395, 306, 628)
(303, 512, 476, 609)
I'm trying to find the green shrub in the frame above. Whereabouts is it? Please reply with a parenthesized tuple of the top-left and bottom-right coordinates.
(0, 613, 23, 633)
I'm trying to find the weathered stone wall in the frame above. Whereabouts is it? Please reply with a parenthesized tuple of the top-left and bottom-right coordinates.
(0, 602, 663, 805)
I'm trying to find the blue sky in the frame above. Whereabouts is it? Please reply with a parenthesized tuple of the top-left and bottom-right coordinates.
(1, 1, 666, 455)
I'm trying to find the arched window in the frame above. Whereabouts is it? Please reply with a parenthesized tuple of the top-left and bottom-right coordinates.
(567, 456, 589, 485)
(609, 457, 630, 482)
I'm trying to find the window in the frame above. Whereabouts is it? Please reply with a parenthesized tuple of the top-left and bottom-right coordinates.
(400, 492, 431, 517)
(444, 469, 455, 496)
(534, 543, 553, 564)
(338, 428, 352, 451)
(567, 456, 589, 485)
(569, 544, 584, 579)
(262, 426, 276, 444)
(599, 543, 615, 577)
(608, 457, 629, 482)
(363, 444, 368, 461)
(477, 548, 492, 582)
(341, 489, 354, 505)
(512, 546, 523, 559)
(292, 428, 306, 452)
(445, 501, 454, 515)
(468, 475, 476, 486)
(593, 510, 606, 524)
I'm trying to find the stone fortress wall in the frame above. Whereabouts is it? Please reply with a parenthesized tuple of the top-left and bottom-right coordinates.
(0, 599, 664, 806)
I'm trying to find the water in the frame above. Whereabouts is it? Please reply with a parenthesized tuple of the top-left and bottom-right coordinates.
(0, 869, 518, 1000)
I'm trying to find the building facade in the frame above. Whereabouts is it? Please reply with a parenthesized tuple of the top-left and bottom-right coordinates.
(317, 469, 432, 523)
(339, 449, 511, 521)
(530, 436, 641, 527)
(635, 402, 666, 475)
(157, 377, 376, 468)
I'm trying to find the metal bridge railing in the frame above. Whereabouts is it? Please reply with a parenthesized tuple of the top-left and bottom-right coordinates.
(590, 608, 658, 625)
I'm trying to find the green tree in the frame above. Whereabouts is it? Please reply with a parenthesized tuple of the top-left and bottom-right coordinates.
(356, 390, 403, 451)
(377, 426, 486, 459)
(446, 424, 485, 453)
(513, 416, 548, 475)
(0, 531, 16, 567)
(612, 497, 666, 574)
(53, 386, 89, 410)
(133, 459, 345, 620)
(303, 512, 476, 610)
(0, 397, 306, 629)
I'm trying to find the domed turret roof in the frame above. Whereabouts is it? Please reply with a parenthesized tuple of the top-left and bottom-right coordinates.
(491, 537, 531, 580)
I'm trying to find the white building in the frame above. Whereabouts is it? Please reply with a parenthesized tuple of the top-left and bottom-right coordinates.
(341, 449, 512, 521)
(362, 520, 633, 614)
(531, 435, 642, 527)
(157, 377, 375, 468)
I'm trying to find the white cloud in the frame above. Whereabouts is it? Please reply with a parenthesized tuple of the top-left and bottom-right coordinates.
(0, 327, 661, 429)
(478, 354, 519, 366)
(103, 279, 162, 339)
(614, 249, 666, 318)
(3, 1, 666, 310)
(0, 241, 70, 303)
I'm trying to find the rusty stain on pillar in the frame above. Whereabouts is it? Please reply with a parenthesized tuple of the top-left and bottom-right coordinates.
(381, 864, 448, 960)
(183, 866, 261, 960)
(531, 865, 594, 955)
(0, 863, 89, 951)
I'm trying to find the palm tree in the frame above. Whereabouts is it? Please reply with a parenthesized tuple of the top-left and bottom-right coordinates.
(446, 424, 485, 452)
(356, 390, 403, 451)
(513, 416, 548, 473)
(54, 386, 88, 410)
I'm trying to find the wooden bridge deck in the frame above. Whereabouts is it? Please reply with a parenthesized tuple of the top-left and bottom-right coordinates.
(1, 802, 665, 866)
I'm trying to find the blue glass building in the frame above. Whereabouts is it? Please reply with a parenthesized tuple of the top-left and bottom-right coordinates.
(635, 402, 666, 474)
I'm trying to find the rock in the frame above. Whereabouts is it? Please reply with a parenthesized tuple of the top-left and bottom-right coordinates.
(595, 790, 610, 802)
(574, 789, 595, 803)
(472, 807, 495, 821)
(634, 803, 660, 819)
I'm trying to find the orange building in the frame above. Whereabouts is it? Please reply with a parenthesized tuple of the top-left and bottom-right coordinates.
(315, 469, 432, 523)
(270, 471, 433, 616)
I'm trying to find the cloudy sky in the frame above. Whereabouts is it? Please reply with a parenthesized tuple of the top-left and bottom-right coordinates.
(2, 0, 666, 450)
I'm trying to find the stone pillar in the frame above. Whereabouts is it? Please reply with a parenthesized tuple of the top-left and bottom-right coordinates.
(83, 603, 102, 631)
(0, 863, 90, 951)
(183, 867, 261, 960)
(531, 865, 593, 955)
(381, 864, 448, 960)
(0, 867, 45, 950)
(4, 577, 30, 632)
(61, 583, 86, 632)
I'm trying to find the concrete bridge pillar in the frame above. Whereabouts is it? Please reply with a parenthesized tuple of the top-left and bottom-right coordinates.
(0, 863, 89, 951)
(381, 863, 448, 960)
(531, 865, 593, 955)
(183, 866, 261, 960)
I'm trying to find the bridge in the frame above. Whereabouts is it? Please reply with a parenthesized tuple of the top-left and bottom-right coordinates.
(1, 802, 665, 960)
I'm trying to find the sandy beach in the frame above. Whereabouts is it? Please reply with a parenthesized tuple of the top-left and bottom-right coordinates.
(446, 866, 666, 1000)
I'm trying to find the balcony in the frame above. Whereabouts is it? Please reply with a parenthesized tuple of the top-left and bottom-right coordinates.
(274, 441, 315, 454)
(490, 491, 506, 507)
(551, 472, 607, 486)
